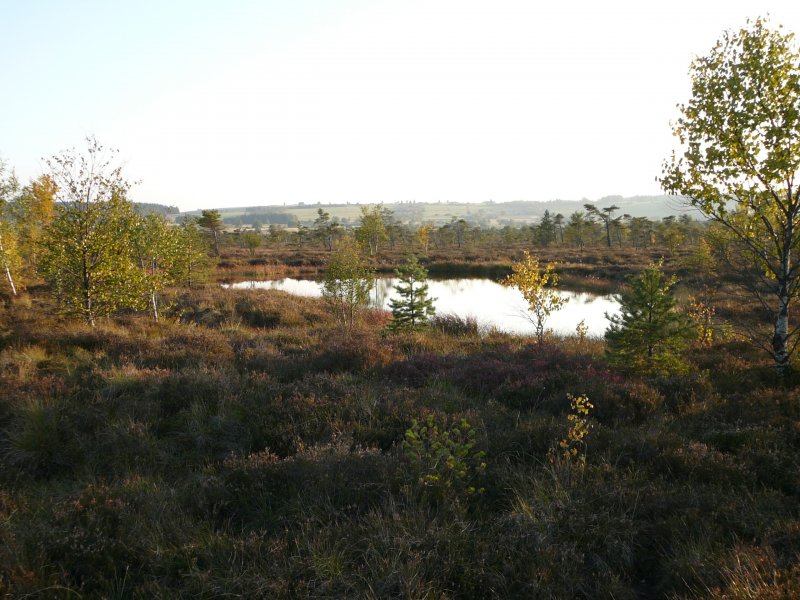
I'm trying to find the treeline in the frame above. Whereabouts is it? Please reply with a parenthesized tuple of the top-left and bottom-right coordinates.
(0, 140, 211, 324)
(224, 211, 299, 228)
(134, 202, 180, 216)
(230, 204, 705, 256)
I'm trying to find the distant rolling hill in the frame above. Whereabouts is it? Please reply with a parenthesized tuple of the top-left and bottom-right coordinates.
(181, 195, 700, 227)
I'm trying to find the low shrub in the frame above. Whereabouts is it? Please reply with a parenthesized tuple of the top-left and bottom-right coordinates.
(39, 483, 145, 593)
(311, 330, 395, 374)
(587, 379, 665, 425)
(235, 296, 281, 328)
(402, 414, 487, 505)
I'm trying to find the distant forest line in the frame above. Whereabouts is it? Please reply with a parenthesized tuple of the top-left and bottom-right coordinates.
(177, 195, 693, 228)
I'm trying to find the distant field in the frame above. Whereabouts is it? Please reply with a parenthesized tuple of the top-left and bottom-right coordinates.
(183, 195, 688, 226)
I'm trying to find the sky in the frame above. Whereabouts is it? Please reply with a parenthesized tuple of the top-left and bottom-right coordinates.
(2, 0, 800, 212)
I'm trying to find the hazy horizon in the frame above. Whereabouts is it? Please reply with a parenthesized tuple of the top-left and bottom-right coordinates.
(3, 1, 799, 212)
(176, 193, 679, 213)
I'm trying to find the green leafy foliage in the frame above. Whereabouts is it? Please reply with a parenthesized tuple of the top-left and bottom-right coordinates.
(605, 262, 694, 375)
(355, 204, 388, 256)
(39, 140, 149, 325)
(0, 219, 21, 296)
(660, 17, 800, 374)
(133, 213, 187, 320)
(388, 256, 436, 332)
(242, 231, 262, 256)
(10, 174, 56, 276)
(322, 236, 374, 329)
(0, 160, 21, 295)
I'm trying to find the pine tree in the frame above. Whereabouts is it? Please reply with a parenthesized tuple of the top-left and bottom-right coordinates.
(388, 257, 436, 332)
(175, 218, 211, 288)
(605, 262, 694, 374)
(198, 209, 224, 256)
(535, 210, 556, 247)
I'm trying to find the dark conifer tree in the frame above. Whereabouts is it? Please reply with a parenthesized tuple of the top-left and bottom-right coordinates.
(605, 262, 693, 374)
(388, 256, 436, 332)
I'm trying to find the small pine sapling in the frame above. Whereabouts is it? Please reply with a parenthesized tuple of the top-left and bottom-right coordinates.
(388, 256, 436, 332)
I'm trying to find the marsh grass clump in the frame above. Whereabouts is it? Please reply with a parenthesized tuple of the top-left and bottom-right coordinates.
(4, 397, 69, 475)
(429, 313, 480, 337)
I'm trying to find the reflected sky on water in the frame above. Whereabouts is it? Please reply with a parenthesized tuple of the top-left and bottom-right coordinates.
(224, 277, 620, 338)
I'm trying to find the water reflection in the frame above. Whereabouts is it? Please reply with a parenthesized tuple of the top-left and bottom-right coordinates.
(223, 277, 620, 338)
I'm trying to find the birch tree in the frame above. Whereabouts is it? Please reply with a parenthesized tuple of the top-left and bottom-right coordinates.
(133, 213, 184, 321)
(39, 139, 147, 326)
(322, 236, 374, 330)
(12, 175, 56, 274)
(503, 251, 567, 343)
(660, 18, 800, 375)
(0, 160, 20, 295)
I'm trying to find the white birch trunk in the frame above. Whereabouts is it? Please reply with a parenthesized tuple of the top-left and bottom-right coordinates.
(0, 232, 17, 296)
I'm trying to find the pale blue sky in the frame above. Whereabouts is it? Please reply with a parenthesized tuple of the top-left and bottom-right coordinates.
(2, 0, 800, 211)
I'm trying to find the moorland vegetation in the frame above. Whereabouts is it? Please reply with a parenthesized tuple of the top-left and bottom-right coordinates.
(0, 16, 800, 599)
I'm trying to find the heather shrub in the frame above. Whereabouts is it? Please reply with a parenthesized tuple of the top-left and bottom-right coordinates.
(384, 353, 457, 387)
(148, 327, 234, 369)
(186, 441, 392, 528)
(449, 351, 539, 397)
(486, 414, 562, 463)
(652, 437, 756, 486)
(311, 330, 395, 374)
(234, 296, 281, 328)
(38, 483, 144, 593)
(653, 370, 715, 411)
(238, 389, 342, 457)
(171, 398, 252, 462)
(236, 338, 283, 372)
(348, 384, 421, 450)
(5, 246, 800, 596)
(155, 367, 240, 417)
(360, 307, 392, 330)
(84, 416, 161, 476)
(587, 379, 664, 425)
(177, 305, 227, 327)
